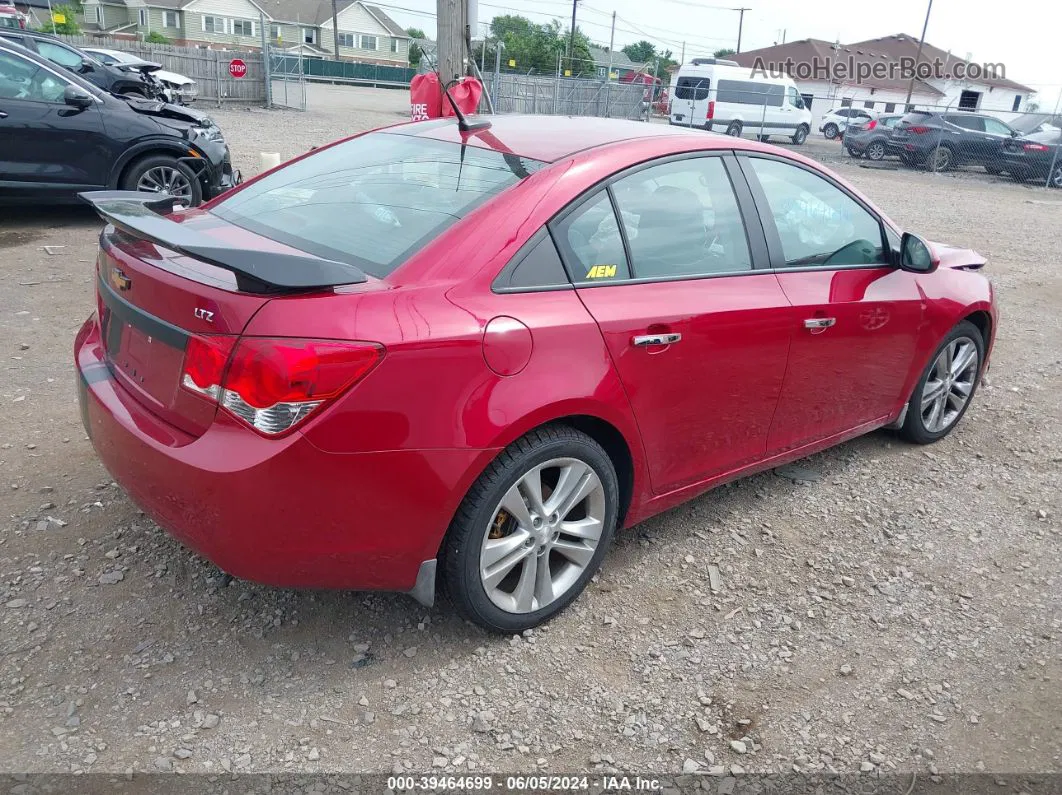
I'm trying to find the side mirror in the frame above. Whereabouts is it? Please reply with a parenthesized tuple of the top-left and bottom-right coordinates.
(899, 232, 938, 273)
(79, 59, 95, 73)
(63, 84, 94, 110)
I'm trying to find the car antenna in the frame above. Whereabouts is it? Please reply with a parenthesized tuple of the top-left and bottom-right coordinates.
(443, 78, 491, 133)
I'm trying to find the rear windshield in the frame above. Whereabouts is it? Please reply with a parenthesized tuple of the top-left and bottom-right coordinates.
(674, 76, 710, 101)
(211, 133, 544, 278)
(900, 111, 934, 124)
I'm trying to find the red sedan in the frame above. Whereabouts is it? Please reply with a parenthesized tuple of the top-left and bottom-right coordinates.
(76, 115, 996, 632)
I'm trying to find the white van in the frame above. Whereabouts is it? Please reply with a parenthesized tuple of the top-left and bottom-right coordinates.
(669, 58, 813, 144)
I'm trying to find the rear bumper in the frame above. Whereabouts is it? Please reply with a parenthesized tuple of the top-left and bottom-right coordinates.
(75, 315, 491, 593)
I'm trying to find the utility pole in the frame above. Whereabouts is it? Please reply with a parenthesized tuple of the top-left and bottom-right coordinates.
(437, 0, 468, 83)
(680, 41, 685, 65)
(567, 0, 579, 73)
(904, 0, 933, 107)
(331, 0, 340, 59)
(734, 7, 749, 53)
(606, 11, 615, 81)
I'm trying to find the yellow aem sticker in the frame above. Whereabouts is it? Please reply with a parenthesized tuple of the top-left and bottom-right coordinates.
(585, 264, 618, 279)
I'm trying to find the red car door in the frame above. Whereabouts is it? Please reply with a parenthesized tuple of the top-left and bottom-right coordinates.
(551, 154, 793, 494)
(739, 155, 924, 452)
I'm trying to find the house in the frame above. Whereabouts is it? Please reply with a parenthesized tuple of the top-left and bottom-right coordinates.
(848, 34, 1033, 116)
(76, 0, 411, 65)
(730, 33, 1034, 127)
(730, 38, 945, 128)
(588, 45, 642, 81)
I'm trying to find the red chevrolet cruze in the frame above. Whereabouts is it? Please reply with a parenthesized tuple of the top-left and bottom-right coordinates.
(76, 115, 996, 632)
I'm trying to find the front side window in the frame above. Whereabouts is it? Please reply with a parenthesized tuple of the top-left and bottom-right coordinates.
(555, 192, 631, 283)
(0, 50, 69, 102)
(946, 114, 984, 132)
(610, 157, 751, 279)
(748, 157, 886, 268)
(211, 134, 543, 279)
(35, 41, 84, 70)
(787, 86, 802, 108)
(983, 118, 1013, 136)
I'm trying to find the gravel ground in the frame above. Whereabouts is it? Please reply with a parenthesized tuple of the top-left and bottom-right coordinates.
(1, 88, 1060, 779)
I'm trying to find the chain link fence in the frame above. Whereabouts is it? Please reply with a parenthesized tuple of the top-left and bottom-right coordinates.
(662, 83, 1062, 189)
(482, 71, 647, 119)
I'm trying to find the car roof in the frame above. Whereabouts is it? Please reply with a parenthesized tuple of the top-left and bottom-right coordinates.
(385, 115, 728, 163)
(0, 36, 103, 93)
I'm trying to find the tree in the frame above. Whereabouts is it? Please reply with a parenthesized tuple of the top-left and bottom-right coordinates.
(407, 27, 425, 67)
(622, 40, 657, 64)
(713, 47, 736, 57)
(39, 3, 81, 34)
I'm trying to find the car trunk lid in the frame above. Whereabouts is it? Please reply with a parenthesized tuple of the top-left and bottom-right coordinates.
(85, 192, 369, 439)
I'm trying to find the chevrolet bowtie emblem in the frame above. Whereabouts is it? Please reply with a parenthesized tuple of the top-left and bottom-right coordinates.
(110, 268, 131, 292)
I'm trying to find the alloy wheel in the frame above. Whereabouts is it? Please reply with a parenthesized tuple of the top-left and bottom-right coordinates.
(920, 336, 979, 433)
(867, 142, 885, 160)
(137, 166, 194, 202)
(479, 457, 605, 614)
(1050, 163, 1062, 189)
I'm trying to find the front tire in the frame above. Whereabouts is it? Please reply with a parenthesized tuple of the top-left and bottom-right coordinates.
(1049, 161, 1062, 189)
(442, 426, 619, 633)
(791, 125, 808, 145)
(927, 144, 954, 172)
(121, 154, 203, 207)
(823, 122, 839, 139)
(899, 321, 984, 444)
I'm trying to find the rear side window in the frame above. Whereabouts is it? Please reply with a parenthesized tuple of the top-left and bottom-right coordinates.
(717, 79, 783, 107)
(554, 192, 631, 283)
(674, 76, 710, 101)
(211, 134, 544, 279)
(610, 157, 751, 278)
(946, 115, 984, 131)
(495, 231, 569, 291)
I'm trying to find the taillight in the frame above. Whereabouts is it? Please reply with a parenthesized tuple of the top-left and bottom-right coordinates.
(908, 125, 930, 134)
(706, 100, 715, 120)
(181, 336, 382, 436)
(1024, 143, 1049, 152)
(865, 120, 878, 130)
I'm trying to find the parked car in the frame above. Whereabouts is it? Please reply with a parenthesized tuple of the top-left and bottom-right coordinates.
(888, 110, 1019, 172)
(0, 29, 163, 99)
(0, 1, 25, 29)
(844, 114, 903, 160)
(819, 107, 875, 140)
(1008, 113, 1062, 137)
(669, 58, 812, 144)
(0, 38, 238, 204)
(76, 114, 996, 633)
(82, 47, 198, 105)
(1000, 128, 1062, 187)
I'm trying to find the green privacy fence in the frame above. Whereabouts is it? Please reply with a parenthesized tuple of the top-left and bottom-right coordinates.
(272, 55, 415, 87)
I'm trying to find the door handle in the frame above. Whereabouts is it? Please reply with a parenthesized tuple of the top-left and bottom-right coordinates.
(633, 333, 682, 347)
(0, 111, 7, 119)
(803, 317, 836, 330)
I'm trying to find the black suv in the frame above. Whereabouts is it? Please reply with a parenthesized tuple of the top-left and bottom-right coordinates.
(0, 39, 239, 204)
(888, 110, 1019, 172)
(0, 29, 161, 98)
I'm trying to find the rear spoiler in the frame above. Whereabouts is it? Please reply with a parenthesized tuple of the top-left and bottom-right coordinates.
(79, 191, 367, 291)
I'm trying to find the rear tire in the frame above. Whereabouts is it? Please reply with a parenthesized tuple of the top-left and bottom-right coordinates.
(865, 140, 886, 161)
(121, 154, 203, 207)
(1050, 161, 1062, 189)
(441, 425, 619, 633)
(899, 321, 984, 445)
(758, 134, 770, 142)
(725, 121, 742, 137)
(927, 145, 954, 172)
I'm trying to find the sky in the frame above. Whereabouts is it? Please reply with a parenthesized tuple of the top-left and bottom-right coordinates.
(379, 0, 1062, 110)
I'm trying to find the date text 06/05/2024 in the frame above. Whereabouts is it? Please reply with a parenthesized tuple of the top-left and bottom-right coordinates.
(385, 775, 663, 791)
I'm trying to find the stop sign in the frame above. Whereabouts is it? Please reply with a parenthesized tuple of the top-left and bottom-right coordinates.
(228, 58, 247, 79)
